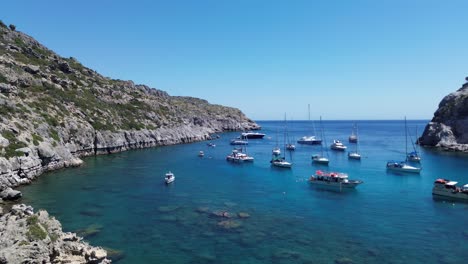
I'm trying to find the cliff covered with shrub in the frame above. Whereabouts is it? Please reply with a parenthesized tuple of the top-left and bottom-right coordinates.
(0, 22, 259, 194)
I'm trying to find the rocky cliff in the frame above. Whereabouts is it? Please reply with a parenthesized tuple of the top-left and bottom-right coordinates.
(0, 23, 260, 194)
(0, 204, 110, 263)
(419, 78, 468, 152)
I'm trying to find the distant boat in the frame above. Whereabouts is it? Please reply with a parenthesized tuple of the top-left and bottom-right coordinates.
(312, 116, 329, 165)
(349, 123, 358, 143)
(432, 179, 468, 200)
(298, 104, 322, 145)
(165, 171, 175, 184)
(207, 142, 216, 147)
(348, 124, 361, 160)
(285, 115, 296, 151)
(271, 117, 292, 168)
(198, 151, 204, 157)
(226, 149, 254, 163)
(330, 140, 347, 151)
(386, 117, 422, 173)
(309, 170, 363, 189)
(407, 126, 421, 162)
(241, 131, 265, 139)
(230, 139, 248, 145)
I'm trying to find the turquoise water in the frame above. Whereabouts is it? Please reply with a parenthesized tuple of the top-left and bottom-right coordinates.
(20, 120, 468, 263)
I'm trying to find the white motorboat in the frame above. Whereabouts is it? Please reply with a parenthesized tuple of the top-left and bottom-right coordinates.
(230, 139, 248, 145)
(272, 147, 281, 155)
(312, 155, 329, 164)
(207, 142, 216, 147)
(386, 161, 421, 174)
(198, 151, 204, 157)
(241, 131, 265, 139)
(309, 170, 363, 189)
(348, 152, 361, 160)
(226, 149, 254, 163)
(432, 179, 468, 200)
(165, 171, 175, 184)
(286, 143, 296, 151)
(330, 140, 347, 151)
(297, 136, 322, 145)
(270, 156, 292, 168)
(407, 151, 421, 162)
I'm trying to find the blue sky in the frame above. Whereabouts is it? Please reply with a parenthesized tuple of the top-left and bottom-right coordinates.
(2, 0, 467, 120)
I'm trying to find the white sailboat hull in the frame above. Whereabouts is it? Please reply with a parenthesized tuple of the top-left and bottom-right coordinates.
(386, 163, 421, 173)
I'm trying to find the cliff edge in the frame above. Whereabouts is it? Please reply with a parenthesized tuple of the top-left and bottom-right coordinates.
(0, 22, 260, 194)
(419, 77, 468, 152)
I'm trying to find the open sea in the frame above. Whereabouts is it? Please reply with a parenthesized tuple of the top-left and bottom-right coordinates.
(19, 120, 468, 264)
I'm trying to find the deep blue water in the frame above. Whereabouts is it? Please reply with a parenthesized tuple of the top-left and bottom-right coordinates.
(19, 120, 468, 264)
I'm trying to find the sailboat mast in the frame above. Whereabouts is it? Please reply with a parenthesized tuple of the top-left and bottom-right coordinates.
(405, 117, 408, 161)
(320, 116, 324, 157)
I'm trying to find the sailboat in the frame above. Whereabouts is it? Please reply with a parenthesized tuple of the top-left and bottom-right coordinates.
(407, 126, 421, 162)
(271, 117, 292, 168)
(348, 123, 361, 160)
(297, 104, 322, 145)
(285, 115, 296, 151)
(386, 117, 421, 173)
(312, 116, 329, 165)
(349, 123, 358, 143)
(272, 128, 281, 155)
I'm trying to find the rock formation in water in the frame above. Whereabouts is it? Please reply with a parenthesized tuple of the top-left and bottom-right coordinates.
(0, 204, 110, 263)
(0, 22, 260, 195)
(419, 77, 468, 152)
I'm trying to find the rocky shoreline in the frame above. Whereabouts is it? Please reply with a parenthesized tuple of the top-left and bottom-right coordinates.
(419, 78, 468, 152)
(0, 204, 110, 263)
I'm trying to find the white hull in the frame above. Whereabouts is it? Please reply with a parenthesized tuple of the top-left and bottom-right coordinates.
(348, 152, 361, 160)
(309, 180, 362, 188)
(272, 161, 292, 168)
(432, 188, 468, 200)
(387, 163, 421, 174)
(312, 157, 329, 164)
(165, 172, 175, 184)
(331, 146, 347, 151)
(165, 178, 175, 184)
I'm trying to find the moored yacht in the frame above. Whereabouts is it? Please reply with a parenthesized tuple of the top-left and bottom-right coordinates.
(226, 149, 254, 163)
(312, 155, 329, 164)
(270, 156, 292, 168)
(309, 170, 363, 189)
(386, 161, 421, 174)
(165, 171, 175, 184)
(272, 147, 281, 155)
(297, 136, 322, 145)
(330, 140, 347, 151)
(432, 179, 468, 200)
(348, 152, 361, 160)
(198, 151, 204, 157)
(230, 139, 248, 145)
(286, 143, 296, 151)
(407, 151, 421, 162)
(241, 131, 265, 139)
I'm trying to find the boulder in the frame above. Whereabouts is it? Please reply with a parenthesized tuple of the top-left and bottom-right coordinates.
(24, 64, 40, 74)
(0, 187, 22, 200)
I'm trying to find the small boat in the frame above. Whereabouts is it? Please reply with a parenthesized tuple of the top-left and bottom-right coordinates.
(272, 147, 281, 155)
(298, 105, 322, 145)
(165, 171, 175, 184)
(297, 136, 322, 145)
(432, 179, 468, 200)
(407, 151, 421, 162)
(241, 131, 265, 139)
(312, 117, 329, 165)
(312, 154, 329, 164)
(230, 139, 248, 145)
(198, 151, 204, 157)
(330, 140, 347, 151)
(386, 161, 421, 174)
(348, 152, 361, 160)
(286, 143, 296, 151)
(309, 170, 363, 189)
(226, 149, 254, 163)
(349, 123, 358, 143)
(207, 142, 216, 147)
(270, 156, 292, 168)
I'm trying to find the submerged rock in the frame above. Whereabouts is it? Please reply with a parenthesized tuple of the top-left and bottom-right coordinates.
(75, 224, 103, 239)
(237, 212, 250, 218)
(217, 220, 242, 230)
(195, 206, 210, 213)
(335, 257, 354, 264)
(157, 205, 181, 213)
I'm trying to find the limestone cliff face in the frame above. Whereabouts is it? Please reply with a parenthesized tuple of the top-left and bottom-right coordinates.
(419, 78, 468, 152)
(0, 24, 260, 192)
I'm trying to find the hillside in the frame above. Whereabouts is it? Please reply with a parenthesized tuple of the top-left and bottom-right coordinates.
(419, 77, 468, 152)
(0, 23, 259, 194)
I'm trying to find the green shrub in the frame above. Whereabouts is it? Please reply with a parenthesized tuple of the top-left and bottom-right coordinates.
(32, 134, 43, 146)
(18, 240, 29, 246)
(49, 129, 60, 141)
(1, 130, 28, 158)
(0, 20, 6, 28)
(9, 24, 16, 31)
(0, 73, 7, 83)
(26, 215, 39, 225)
(27, 223, 47, 241)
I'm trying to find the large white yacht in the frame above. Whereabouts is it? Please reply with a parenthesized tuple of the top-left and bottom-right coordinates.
(226, 149, 254, 163)
(330, 140, 347, 151)
(432, 179, 468, 200)
(309, 170, 363, 189)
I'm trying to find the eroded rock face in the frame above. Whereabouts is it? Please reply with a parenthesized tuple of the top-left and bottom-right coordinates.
(0, 25, 261, 192)
(0, 204, 111, 263)
(419, 80, 468, 152)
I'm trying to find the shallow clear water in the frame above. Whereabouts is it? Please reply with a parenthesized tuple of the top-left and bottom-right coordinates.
(20, 120, 468, 263)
